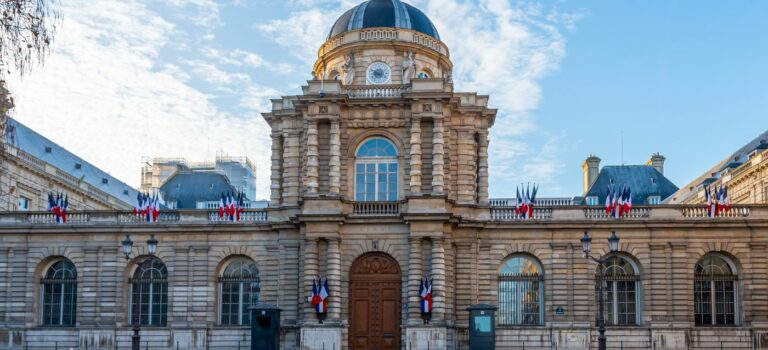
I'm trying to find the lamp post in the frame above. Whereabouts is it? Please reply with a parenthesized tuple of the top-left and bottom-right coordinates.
(121, 234, 159, 350)
(581, 231, 620, 350)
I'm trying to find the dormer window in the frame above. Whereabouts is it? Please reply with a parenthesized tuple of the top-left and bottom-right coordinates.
(354, 138, 399, 201)
(648, 196, 661, 205)
(586, 196, 599, 206)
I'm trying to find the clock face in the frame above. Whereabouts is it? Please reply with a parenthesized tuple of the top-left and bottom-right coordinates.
(367, 62, 391, 85)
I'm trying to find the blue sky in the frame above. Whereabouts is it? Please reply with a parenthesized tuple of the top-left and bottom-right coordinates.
(6, 0, 768, 200)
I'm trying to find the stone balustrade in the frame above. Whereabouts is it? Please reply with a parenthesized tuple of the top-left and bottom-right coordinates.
(352, 201, 403, 216)
(345, 84, 410, 99)
(487, 204, 761, 222)
(0, 209, 268, 226)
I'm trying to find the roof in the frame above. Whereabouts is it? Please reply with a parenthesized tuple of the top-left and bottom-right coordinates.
(328, 0, 440, 40)
(160, 171, 237, 209)
(584, 165, 679, 205)
(667, 130, 768, 204)
(6, 118, 138, 207)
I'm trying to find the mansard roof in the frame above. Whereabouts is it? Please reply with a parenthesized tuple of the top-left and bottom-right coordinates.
(584, 165, 679, 205)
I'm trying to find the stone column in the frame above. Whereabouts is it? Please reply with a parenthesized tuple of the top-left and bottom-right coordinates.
(477, 130, 490, 204)
(306, 120, 320, 196)
(270, 132, 282, 206)
(282, 131, 301, 205)
(409, 118, 422, 194)
(303, 238, 319, 323)
(327, 238, 342, 322)
(329, 120, 341, 195)
(431, 237, 446, 322)
(408, 237, 424, 323)
(431, 118, 445, 194)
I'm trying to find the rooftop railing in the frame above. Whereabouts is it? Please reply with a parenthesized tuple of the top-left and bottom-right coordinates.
(0, 209, 268, 226)
(345, 84, 410, 99)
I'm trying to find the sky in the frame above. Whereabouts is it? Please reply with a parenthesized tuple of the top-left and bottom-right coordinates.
(6, 0, 768, 200)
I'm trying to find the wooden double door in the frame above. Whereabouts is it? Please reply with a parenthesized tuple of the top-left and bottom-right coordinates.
(349, 253, 402, 350)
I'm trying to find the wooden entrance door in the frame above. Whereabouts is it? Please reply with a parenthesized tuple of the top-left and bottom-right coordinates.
(349, 253, 402, 350)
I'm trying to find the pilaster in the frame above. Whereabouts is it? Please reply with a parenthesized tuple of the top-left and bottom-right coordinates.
(302, 238, 319, 323)
(306, 120, 320, 196)
(431, 118, 445, 194)
(326, 238, 341, 322)
(282, 130, 302, 205)
(408, 237, 424, 324)
(430, 238, 446, 322)
(328, 120, 341, 195)
(409, 117, 423, 194)
(270, 132, 283, 206)
(477, 130, 489, 205)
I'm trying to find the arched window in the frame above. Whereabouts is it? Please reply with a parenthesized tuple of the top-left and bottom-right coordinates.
(130, 257, 168, 326)
(41, 259, 77, 326)
(354, 138, 399, 201)
(219, 257, 260, 326)
(498, 255, 544, 326)
(596, 255, 640, 326)
(694, 254, 738, 326)
(417, 71, 430, 79)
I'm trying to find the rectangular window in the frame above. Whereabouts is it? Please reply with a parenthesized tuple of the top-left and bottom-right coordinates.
(18, 196, 30, 211)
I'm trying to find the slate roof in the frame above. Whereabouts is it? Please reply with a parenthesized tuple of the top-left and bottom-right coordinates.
(160, 171, 237, 209)
(584, 165, 679, 205)
(667, 130, 768, 204)
(328, 0, 440, 40)
(6, 118, 138, 207)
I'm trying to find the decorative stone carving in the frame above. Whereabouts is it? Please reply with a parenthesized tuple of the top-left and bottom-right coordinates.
(402, 50, 417, 84)
(342, 54, 355, 86)
(351, 253, 400, 275)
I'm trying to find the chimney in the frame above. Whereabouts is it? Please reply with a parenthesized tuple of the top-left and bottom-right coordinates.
(647, 153, 666, 174)
(582, 155, 601, 193)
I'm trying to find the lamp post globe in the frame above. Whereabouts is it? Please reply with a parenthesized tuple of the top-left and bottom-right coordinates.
(147, 234, 158, 255)
(608, 231, 620, 253)
(122, 235, 133, 260)
(581, 232, 592, 254)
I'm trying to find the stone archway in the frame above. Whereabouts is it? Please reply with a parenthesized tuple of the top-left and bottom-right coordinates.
(349, 252, 402, 350)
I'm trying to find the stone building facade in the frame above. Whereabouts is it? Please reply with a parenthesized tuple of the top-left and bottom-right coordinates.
(1, 1, 768, 350)
(668, 131, 768, 205)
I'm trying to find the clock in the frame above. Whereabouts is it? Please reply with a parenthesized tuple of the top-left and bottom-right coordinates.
(366, 62, 391, 85)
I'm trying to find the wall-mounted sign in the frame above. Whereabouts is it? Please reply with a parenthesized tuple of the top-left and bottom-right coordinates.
(555, 306, 565, 315)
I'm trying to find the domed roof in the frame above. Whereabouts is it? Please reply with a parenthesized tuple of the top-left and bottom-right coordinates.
(328, 0, 440, 40)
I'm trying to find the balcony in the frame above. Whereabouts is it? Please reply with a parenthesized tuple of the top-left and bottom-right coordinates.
(351, 201, 403, 216)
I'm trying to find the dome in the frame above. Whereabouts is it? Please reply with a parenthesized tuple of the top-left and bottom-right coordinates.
(328, 0, 440, 40)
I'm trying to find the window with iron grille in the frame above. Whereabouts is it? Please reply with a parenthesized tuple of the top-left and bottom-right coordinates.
(497, 255, 544, 326)
(595, 255, 640, 326)
(129, 257, 168, 327)
(41, 259, 77, 326)
(219, 258, 260, 326)
(694, 254, 738, 326)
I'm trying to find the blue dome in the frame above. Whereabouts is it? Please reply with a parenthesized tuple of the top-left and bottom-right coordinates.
(328, 0, 440, 40)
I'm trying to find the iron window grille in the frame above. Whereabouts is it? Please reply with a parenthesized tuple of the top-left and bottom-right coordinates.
(595, 255, 641, 326)
(694, 255, 738, 326)
(40, 260, 77, 326)
(129, 258, 168, 327)
(497, 272, 544, 326)
(219, 259, 261, 326)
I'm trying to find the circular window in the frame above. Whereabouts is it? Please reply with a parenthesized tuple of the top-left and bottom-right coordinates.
(366, 62, 391, 85)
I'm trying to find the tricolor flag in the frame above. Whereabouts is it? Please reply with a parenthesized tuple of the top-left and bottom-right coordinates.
(311, 277, 329, 314)
(515, 187, 522, 216)
(419, 278, 433, 314)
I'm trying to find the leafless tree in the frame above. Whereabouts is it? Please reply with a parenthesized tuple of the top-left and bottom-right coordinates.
(0, 0, 59, 167)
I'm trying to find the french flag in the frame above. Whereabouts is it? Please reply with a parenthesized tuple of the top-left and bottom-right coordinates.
(420, 278, 433, 314)
(311, 277, 328, 314)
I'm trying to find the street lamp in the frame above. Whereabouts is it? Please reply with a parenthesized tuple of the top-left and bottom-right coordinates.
(581, 231, 620, 350)
(120, 234, 159, 350)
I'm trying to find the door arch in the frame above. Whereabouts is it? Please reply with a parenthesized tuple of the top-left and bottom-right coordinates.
(349, 252, 402, 350)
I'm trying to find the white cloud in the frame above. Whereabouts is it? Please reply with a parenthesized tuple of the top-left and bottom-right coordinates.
(6, 0, 274, 199)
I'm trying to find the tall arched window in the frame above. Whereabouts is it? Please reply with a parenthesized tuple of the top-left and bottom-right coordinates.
(130, 257, 168, 326)
(41, 259, 77, 326)
(498, 255, 544, 326)
(355, 138, 399, 201)
(694, 254, 738, 326)
(219, 257, 260, 326)
(596, 255, 641, 326)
